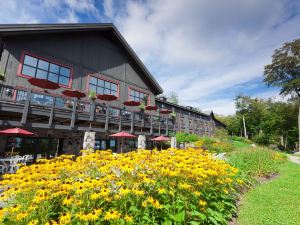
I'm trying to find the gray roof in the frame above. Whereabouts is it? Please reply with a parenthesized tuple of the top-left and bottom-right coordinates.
(0, 23, 163, 95)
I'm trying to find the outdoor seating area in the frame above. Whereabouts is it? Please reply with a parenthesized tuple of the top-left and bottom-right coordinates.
(0, 154, 33, 174)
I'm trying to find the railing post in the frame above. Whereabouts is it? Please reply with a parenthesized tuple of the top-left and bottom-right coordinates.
(141, 112, 145, 127)
(21, 89, 31, 125)
(166, 117, 169, 136)
(90, 101, 95, 122)
(105, 104, 109, 131)
(150, 115, 153, 135)
(48, 97, 55, 128)
(70, 97, 77, 129)
(131, 112, 134, 133)
(158, 116, 161, 135)
(118, 109, 122, 131)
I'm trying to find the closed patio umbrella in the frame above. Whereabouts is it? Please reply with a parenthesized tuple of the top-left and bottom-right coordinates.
(28, 78, 60, 90)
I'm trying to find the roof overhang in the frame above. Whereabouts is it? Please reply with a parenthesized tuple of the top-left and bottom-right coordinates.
(0, 23, 163, 95)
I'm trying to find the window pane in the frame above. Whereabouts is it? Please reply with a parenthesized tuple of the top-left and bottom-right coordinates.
(55, 97, 65, 108)
(90, 77, 97, 85)
(111, 91, 117, 96)
(111, 83, 117, 91)
(36, 69, 48, 79)
(38, 60, 49, 70)
(48, 73, 59, 83)
(97, 87, 104, 94)
(104, 88, 110, 94)
(16, 90, 27, 101)
(24, 55, 38, 67)
(49, 63, 60, 74)
(60, 67, 70, 77)
(89, 84, 97, 92)
(98, 79, 104, 87)
(104, 81, 110, 89)
(22, 65, 36, 77)
(59, 76, 69, 86)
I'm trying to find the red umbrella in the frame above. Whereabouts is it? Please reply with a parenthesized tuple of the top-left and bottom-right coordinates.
(0, 127, 37, 136)
(159, 109, 172, 114)
(0, 127, 37, 156)
(28, 78, 60, 90)
(151, 135, 170, 141)
(109, 131, 136, 153)
(62, 90, 86, 99)
(151, 135, 170, 150)
(97, 94, 118, 101)
(145, 105, 158, 111)
(123, 100, 141, 107)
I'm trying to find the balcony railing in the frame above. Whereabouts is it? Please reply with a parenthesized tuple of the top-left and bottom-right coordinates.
(0, 84, 175, 135)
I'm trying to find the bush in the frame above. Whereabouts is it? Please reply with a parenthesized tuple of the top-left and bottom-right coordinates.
(196, 137, 234, 153)
(252, 133, 270, 145)
(0, 149, 241, 225)
(227, 147, 287, 183)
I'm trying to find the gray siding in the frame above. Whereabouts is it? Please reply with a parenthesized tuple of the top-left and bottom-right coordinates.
(0, 32, 155, 109)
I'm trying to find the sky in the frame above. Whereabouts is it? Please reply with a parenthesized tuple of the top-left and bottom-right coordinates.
(1, 0, 300, 115)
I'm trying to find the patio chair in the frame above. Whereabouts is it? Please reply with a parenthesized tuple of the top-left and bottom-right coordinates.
(0, 164, 7, 174)
(8, 156, 23, 173)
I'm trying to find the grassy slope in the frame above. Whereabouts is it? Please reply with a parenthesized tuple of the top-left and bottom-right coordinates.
(237, 162, 300, 225)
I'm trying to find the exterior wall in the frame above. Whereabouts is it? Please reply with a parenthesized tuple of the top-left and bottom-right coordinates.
(155, 99, 223, 136)
(0, 32, 156, 109)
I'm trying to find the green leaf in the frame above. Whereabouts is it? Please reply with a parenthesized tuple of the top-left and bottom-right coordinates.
(174, 210, 185, 222)
(191, 211, 207, 220)
(189, 221, 201, 225)
(208, 216, 219, 225)
(162, 220, 173, 225)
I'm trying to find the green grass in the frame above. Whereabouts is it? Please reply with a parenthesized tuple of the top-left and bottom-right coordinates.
(232, 140, 249, 148)
(237, 162, 300, 225)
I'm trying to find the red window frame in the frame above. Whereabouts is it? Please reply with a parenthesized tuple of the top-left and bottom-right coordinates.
(86, 74, 120, 100)
(128, 86, 151, 105)
(17, 50, 73, 89)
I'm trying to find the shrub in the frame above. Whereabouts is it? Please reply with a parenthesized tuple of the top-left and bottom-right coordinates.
(0, 149, 241, 225)
(227, 147, 287, 184)
(252, 133, 270, 145)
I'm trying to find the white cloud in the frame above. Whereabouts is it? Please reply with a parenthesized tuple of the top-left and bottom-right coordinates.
(108, 0, 300, 115)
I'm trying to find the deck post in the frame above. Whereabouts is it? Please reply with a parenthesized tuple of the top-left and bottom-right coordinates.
(105, 104, 109, 131)
(158, 116, 161, 135)
(150, 115, 153, 135)
(131, 112, 134, 133)
(21, 89, 31, 125)
(48, 98, 55, 127)
(90, 101, 95, 121)
(70, 97, 77, 129)
(118, 109, 122, 131)
(166, 117, 169, 136)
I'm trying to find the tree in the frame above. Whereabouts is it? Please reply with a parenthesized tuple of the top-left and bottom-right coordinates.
(264, 38, 300, 151)
(168, 92, 179, 104)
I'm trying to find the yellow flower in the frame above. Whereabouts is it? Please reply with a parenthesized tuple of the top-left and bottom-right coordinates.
(62, 196, 74, 206)
(27, 220, 39, 225)
(16, 211, 28, 221)
(199, 200, 207, 207)
(124, 214, 133, 222)
(104, 210, 121, 221)
(59, 212, 71, 225)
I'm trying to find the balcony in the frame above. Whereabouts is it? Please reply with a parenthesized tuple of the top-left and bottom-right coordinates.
(0, 85, 175, 136)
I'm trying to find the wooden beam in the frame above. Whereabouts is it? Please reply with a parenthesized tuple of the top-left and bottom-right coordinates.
(48, 99, 55, 128)
(105, 105, 109, 131)
(158, 117, 161, 135)
(90, 101, 95, 121)
(166, 117, 168, 136)
(21, 89, 31, 125)
(118, 109, 122, 131)
(150, 115, 153, 135)
(70, 98, 77, 129)
(130, 112, 134, 133)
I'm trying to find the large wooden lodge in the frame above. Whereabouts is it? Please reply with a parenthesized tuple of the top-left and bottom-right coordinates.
(0, 24, 225, 155)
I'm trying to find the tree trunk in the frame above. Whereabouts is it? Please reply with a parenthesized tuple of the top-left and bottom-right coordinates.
(284, 132, 288, 150)
(242, 115, 248, 139)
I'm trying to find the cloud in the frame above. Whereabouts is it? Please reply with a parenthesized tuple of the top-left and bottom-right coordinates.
(106, 0, 300, 114)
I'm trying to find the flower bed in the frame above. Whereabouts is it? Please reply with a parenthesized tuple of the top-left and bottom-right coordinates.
(0, 148, 241, 224)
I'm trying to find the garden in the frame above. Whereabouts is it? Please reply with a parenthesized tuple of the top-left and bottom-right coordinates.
(0, 135, 290, 225)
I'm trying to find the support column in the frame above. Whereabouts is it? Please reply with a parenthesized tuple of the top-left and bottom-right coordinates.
(150, 115, 153, 135)
(105, 104, 109, 131)
(119, 109, 122, 131)
(48, 98, 55, 128)
(21, 89, 31, 125)
(166, 117, 169, 136)
(90, 101, 95, 122)
(158, 117, 161, 135)
(131, 112, 134, 133)
(70, 97, 77, 129)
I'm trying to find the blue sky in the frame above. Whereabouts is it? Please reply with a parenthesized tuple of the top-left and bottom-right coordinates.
(1, 0, 300, 115)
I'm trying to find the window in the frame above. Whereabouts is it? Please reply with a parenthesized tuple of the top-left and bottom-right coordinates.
(89, 76, 118, 97)
(129, 88, 149, 103)
(20, 53, 71, 86)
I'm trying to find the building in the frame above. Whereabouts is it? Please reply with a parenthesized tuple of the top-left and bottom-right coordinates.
(0, 23, 225, 156)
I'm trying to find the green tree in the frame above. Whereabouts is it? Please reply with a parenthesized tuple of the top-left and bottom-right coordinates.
(264, 38, 300, 151)
(168, 91, 179, 104)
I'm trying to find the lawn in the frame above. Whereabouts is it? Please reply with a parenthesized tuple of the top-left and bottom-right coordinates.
(232, 140, 249, 149)
(237, 162, 300, 225)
